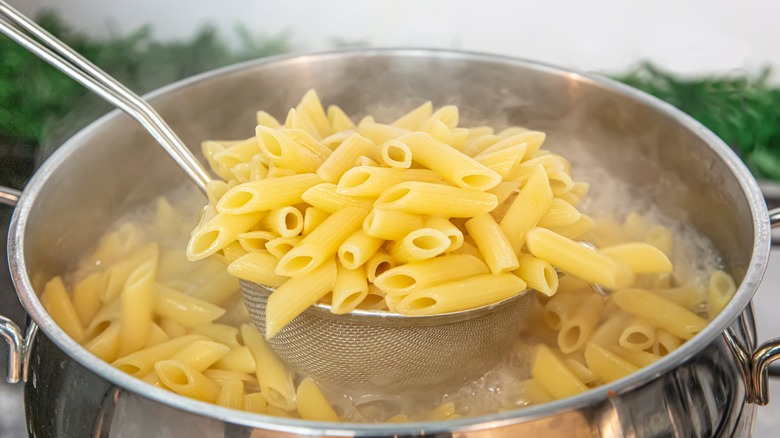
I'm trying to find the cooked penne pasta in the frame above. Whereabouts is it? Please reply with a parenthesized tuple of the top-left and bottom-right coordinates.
(331, 262, 369, 314)
(316, 133, 374, 183)
(375, 181, 498, 218)
(262, 206, 304, 238)
(365, 251, 397, 283)
(708, 270, 736, 318)
(153, 284, 226, 328)
(337, 166, 441, 197)
(216, 379, 245, 410)
(391, 101, 432, 130)
(155, 360, 220, 402)
(396, 273, 526, 316)
(118, 258, 157, 356)
(188, 213, 264, 261)
(424, 217, 463, 252)
(617, 317, 656, 351)
(301, 183, 375, 213)
(531, 345, 587, 399)
(363, 208, 425, 240)
(465, 213, 519, 274)
(584, 343, 637, 383)
(499, 165, 553, 253)
(337, 229, 384, 269)
(217, 174, 321, 215)
(612, 289, 707, 340)
(386, 228, 450, 263)
(241, 324, 296, 410)
(557, 293, 603, 354)
(381, 140, 413, 168)
(227, 252, 288, 288)
(265, 236, 303, 260)
(41, 276, 85, 342)
(538, 198, 582, 228)
(296, 377, 339, 421)
(515, 254, 558, 297)
(327, 104, 356, 132)
(599, 243, 673, 274)
(374, 254, 489, 295)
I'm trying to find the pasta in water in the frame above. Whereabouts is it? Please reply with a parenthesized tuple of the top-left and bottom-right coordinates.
(41, 90, 736, 422)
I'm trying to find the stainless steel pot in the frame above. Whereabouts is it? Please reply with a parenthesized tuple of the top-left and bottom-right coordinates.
(2, 49, 780, 437)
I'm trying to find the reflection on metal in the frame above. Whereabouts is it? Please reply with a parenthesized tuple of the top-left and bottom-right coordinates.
(0, 316, 23, 383)
(770, 208, 780, 228)
(752, 340, 780, 406)
(724, 329, 754, 402)
(0, 186, 21, 207)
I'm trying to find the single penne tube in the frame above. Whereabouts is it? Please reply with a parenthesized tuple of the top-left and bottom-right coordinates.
(709, 270, 737, 318)
(564, 358, 599, 385)
(302, 207, 330, 236)
(499, 165, 553, 253)
(321, 129, 354, 150)
(425, 217, 463, 252)
(374, 254, 489, 296)
(487, 181, 521, 204)
(354, 155, 379, 167)
(72, 272, 107, 327)
(202, 141, 234, 181)
(584, 343, 638, 383)
(227, 252, 288, 288)
(337, 229, 384, 269)
(212, 346, 257, 373)
(203, 369, 259, 387)
(557, 293, 604, 354)
(396, 273, 527, 316)
(41, 276, 85, 343)
(374, 181, 498, 218)
(652, 286, 705, 311)
(206, 181, 231, 205)
(265, 236, 303, 260)
(538, 198, 583, 228)
(155, 360, 220, 403)
(154, 196, 177, 234)
(276, 208, 367, 276)
(85, 298, 120, 339)
(256, 110, 281, 128)
(474, 144, 527, 178)
(526, 227, 622, 289)
(452, 240, 485, 261)
(189, 324, 240, 347)
(461, 134, 499, 157)
(481, 130, 546, 158)
(386, 228, 450, 263)
(612, 289, 708, 340)
(256, 126, 324, 172)
(617, 317, 656, 351)
(112, 334, 206, 376)
(153, 284, 226, 328)
(531, 345, 587, 399)
(282, 127, 333, 159)
(465, 213, 519, 274)
(296, 89, 331, 138)
(237, 230, 276, 253)
(357, 121, 410, 145)
(589, 312, 632, 346)
(240, 324, 296, 411)
(296, 377, 339, 421)
(515, 254, 558, 297)
(381, 140, 413, 168)
(542, 289, 583, 331)
(517, 379, 554, 404)
(425, 120, 453, 145)
(365, 251, 398, 282)
(337, 167, 441, 197)
(249, 155, 269, 181)
(419, 105, 459, 130)
(262, 206, 304, 237)
(356, 284, 389, 311)
(212, 242, 249, 267)
(316, 133, 374, 183)
(331, 262, 369, 314)
(391, 101, 433, 130)
(217, 174, 321, 215)
(301, 183, 375, 213)
(327, 105, 355, 132)
(652, 330, 683, 356)
(187, 212, 264, 261)
(604, 344, 661, 368)
(84, 322, 121, 362)
(394, 132, 501, 191)
(267, 258, 338, 336)
(599, 242, 673, 274)
(213, 137, 261, 168)
(190, 269, 240, 305)
(169, 339, 231, 371)
(547, 215, 598, 240)
(243, 392, 268, 414)
(362, 208, 425, 240)
(118, 258, 157, 356)
(103, 243, 159, 302)
(266, 165, 297, 178)
(216, 379, 245, 410)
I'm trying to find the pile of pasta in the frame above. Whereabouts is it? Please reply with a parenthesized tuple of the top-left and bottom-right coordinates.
(188, 89, 678, 338)
(37, 90, 739, 421)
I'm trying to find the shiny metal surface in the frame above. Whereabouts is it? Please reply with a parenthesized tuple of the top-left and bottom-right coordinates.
(0, 187, 20, 207)
(0, 1, 211, 192)
(242, 280, 533, 391)
(4, 49, 775, 436)
(0, 316, 22, 384)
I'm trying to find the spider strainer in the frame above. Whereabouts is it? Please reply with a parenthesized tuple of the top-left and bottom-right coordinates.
(241, 280, 535, 393)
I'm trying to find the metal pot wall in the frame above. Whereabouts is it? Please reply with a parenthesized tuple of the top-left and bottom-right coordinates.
(2, 49, 780, 437)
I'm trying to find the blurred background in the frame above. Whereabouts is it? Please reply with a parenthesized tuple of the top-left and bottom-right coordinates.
(2, 0, 780, 436)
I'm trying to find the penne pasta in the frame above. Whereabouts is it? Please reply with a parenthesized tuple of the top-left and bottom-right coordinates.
(499, 165, 553, 253)
(396, 273, 526, 316)
(531, 345, 587, 399)
(241, 324, 296, 410)
(217, 174, 321, 215)
(154, 284, 226, 328)
(301, 183, 375, 213)
(386, 228, 450, 263)
(465, 213, 519, 274)
(337, 167, 441, 197)
(331, 261, 369, 314)
(316, 133, 374, 183)
(337, 229, 384, 269)
(374, 254, 489, 296)
(375, 181, 498, 218)
(227, 252, 288, 288)
(296, 377, 339, 421)
(612, 289, 707, 340)
(515, 254, 558, 297)
(41, 276, 85, 343)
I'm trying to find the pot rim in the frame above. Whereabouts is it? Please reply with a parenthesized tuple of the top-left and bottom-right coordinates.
(7, 47, 772, 435)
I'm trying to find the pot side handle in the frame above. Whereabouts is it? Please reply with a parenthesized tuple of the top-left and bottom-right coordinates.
(749, 207, 780, 405)
(0, 186, 37, 384)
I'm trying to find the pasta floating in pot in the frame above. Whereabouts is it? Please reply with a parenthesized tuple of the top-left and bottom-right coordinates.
(39, 90, 736, 421)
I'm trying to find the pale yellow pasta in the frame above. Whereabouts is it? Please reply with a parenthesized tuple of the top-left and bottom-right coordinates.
(652, 330, 683, 356)
(425, 120, 453, 145)
(265, 236, 303, 260)
(262, 206, 304, 237)
(296, 89, 332, 138)
(276, 207, 367, 276)
(542, 289, 582, 330)
(538, 198, 582, 228)
(479, 130, 546, 159)
(296, 377, 339, 421)
(203, 369, 258, 387)
(202, 141, 233, 181)
(363, 208, 425, 240)
(452, 240, 485, 262)
(155, 360, 219, 402)
(652, 286, 705, 311)
(84, 222, 143, 267)
(375, 181, 498, 218)
(316, 133, 374, 183)
(190, 269, 240, 305)
(302, 207, 329, 236)
(474, 144, 527, 178)
(708, 270, 736, 318)
(159, 318, 188, 339)
(216, 174, 321, 215)
(515, 254, 558, 297)
(599, 243, 673, 274)
(584, 343, 637, 383)
(517, 379, 554, 404)
(465, 213, 519, 274)
(331, 262, 369, 314)
(526, 227, 627, 290)
(531, 345, 587, 399)
(499, 165, 553, 253)
(356, 285, 389, 311)
(386, 228, 450, 263)
(153, 284, 226, 328)
(145, 323, 170, 347)
(227, 252, 288, 288)
(381, 140, 413, 168)
(284, 108, 321, 139)
(327, 104, 356, 132)
(212, 242, 249, 267)
(266, 165, 297, 178)
(169, 340, 230, 371)
(84, 322, 120, 362)
(617, 317, 656, 351)
(216, 379, 245, 410)
(395, 132, 500, 191)
(558, 293, 603, 354)
(72, 271, 106, 327)
(487, 181, 520, 204)
(189, 324, 240, 347)
(243, 392, 268, 414)
(337, 230, 384, 269)
(212, 138, 260, 168)
(419, 105, 459, 130)
(396, 273, 526, 316)
(240, 324, 296, 410)
(157, 250, 193, 281)
(112, 335, 205, 376)
(374, 254, 489, 296)
(604, 345, 661, 368)
(358, 121, 410, 145)
(424, 217, 463, 252)
(188, 212, 264, 261)
(256, 110, 281, 128)
(564, 358, 599, 385)
(301, 183, 375, 213)
(248, 155, 269, 182)
(267, 258, 338, 337)
(355, 156, 379, 167)
(237, 230, 276, 253)
(365, 251, 398, 282)
(391, 100, 432, 130)
(547, 215, 597, 241)
(103, 243, 159, 302)
(612, 289, 707, 340)
(337, 166, 441, 197)
(119, 258, 157, 356)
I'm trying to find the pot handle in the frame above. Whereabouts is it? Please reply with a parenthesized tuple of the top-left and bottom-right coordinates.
(747, 207, 780, 405)
(0, 186, 38, 384)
